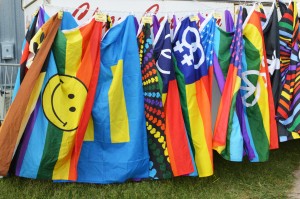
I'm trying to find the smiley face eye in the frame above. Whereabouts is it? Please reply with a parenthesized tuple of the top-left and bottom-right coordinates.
(69, 107, 76, 112)
(68, 94, 75, 99)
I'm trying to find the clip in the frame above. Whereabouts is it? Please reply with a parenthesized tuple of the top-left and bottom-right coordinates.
(58, 10, 63, 19)
(189, 15, 199, 22)
(33, 8, 39, 17)
(142, 16, 152, 25)
(95, 12, 107, 22)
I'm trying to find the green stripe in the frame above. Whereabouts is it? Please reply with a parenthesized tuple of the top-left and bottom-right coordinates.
(37, 123, 63, 179)
(279, 22, 293, 31)
(53, 31, 66, 74)
(218, 30, 233, 78)
(221, 92, 238, 160)
(173, 55, 195, 156)
(244, 38, 269, 161)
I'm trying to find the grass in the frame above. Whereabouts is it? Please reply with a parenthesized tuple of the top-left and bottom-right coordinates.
(0, 140, 299, 199)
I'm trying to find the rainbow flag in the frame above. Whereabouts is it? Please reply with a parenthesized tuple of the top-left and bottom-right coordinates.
(13, 11, 79, 178)
(74, 15, 149, 183)
(138, 23, 173, 179)
(13, 14, 103, 180)
(277, 1, 300, 141)
(199, 15, 216, 106)
(0, 14, 61, 176)
(153, 17, 194, 176)
(240, 7, 277, 162)
(173, 16, 213, 177)
(213, 7, 244, 162)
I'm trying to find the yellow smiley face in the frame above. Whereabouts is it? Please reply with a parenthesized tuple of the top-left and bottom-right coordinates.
(42, 75, 87, 131)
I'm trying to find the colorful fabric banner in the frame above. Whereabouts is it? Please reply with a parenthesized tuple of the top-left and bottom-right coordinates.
(138, 23, 173, 179)
(74, 15, 149, 183)
(277, 1, 300, 141)
(153, 18, 194, 176)
(173, 16, 213, 177)
(0, 14, 61, 176)
(241, 7, 277, 162)
(213, 7, 244, 162)
(14, 14, 102, 180)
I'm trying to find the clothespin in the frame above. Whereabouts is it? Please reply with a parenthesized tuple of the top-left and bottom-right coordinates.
(58, 9, 63, 19)
(33, 7, 39, 17)
(95, 11, 107, 22)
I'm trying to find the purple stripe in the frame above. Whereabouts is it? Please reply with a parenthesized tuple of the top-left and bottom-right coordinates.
(37, 7, 46, 28)
(152, 15, 160, 38)
(15, 98, 41, 175)
(225, 10, 234, 32)
(213, 52, 225, 92)
(236, 93, 255, 160)
(172, 15, 177, 30)
(198, 13, 205, 24)
(291, 94, 300, 109)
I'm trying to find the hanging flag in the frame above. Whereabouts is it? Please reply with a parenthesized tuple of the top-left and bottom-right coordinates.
(138, 23, 173, 179)
(277, 1, 300, 141)
(13, 11, 78, 178)
(213, 24, 234, 92)
(262, 2, 280, 148)
(278, 41, 300, 140)
(225, 10, 234, 32)
(173, 16, 213, 177)
(199, 14, 216, 106)
(0, 13, 61, 176)
(240, 6, 277, 162)
(73, 15, 150, 184)
(213, 6, 244, 162)
(13, 14, 103, 180)
(153, 17, 194, 177)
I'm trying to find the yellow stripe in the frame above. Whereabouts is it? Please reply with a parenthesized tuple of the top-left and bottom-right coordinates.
(186, 83, 213, 177)
(52, 131, 75, 179)
(282, 91, 291, 100)
(64, 29, 82, 76)
(296, 75, 300, 83)
(244, 24, 263, 58)
(83, 118, 94, 141)
(16, 73, 46, 149)
(292, 132, 300, 139)
(257, 76, 270, 143)
(162, 93, 167, 106)
(109, 60, 130, 143)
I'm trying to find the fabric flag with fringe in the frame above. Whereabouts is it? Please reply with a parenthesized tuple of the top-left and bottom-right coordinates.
(173, 16, 213, 177)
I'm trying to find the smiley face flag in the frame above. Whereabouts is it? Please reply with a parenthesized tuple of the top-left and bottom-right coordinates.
(12, 14, 103, 180)
(0, 13, 61, 176)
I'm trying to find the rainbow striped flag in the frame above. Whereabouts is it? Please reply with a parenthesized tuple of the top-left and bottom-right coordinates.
(277, 1, 300, 141)
(153, 17, 194, 177)
(138, 23, 173, 179)
(0, 14, 61, 176)
(173, 16, 213, 177)
(213, 7, 244, 162)
(13, 14, 103, 180)
(74, 15, 149, 183)
(240, 7, 277, 162)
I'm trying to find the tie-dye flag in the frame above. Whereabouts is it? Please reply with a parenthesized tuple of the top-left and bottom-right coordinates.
(241, 6, 277, 162)
(0, 13, 61, 176)
(153, 17, 194, 177)
(277, 1, 300, 141)
(173, 16, 213, 177)
(213, 7, 244, 162)
(75, 15, 149, 183)
(13, 14, 103, 180)
(138, 23, 173, 179)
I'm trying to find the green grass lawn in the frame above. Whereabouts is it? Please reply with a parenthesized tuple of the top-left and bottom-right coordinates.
(0, 140, 299, 199)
